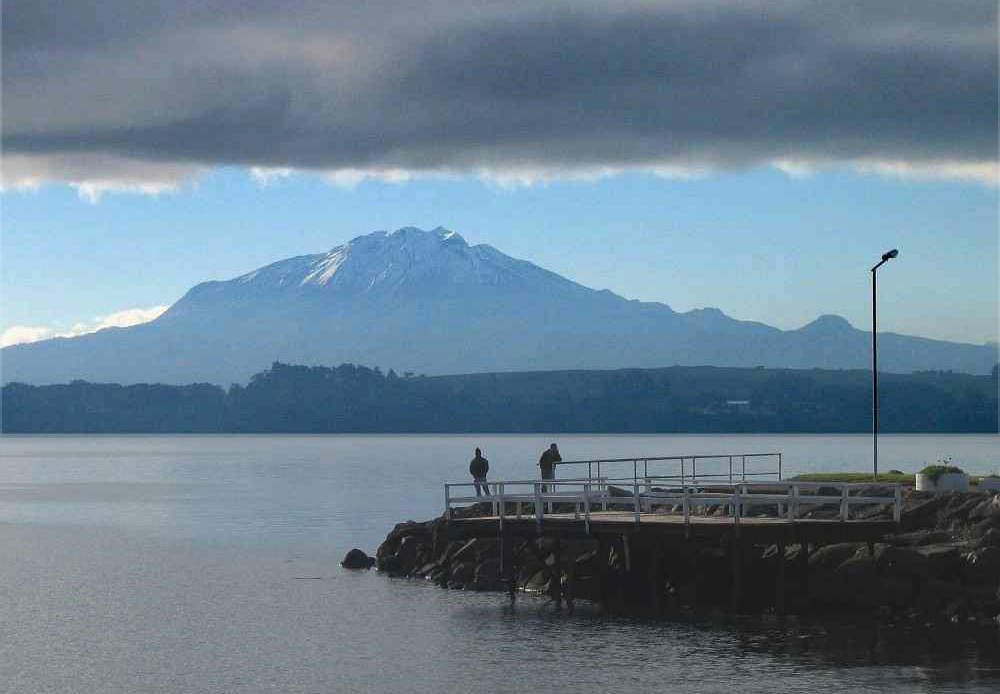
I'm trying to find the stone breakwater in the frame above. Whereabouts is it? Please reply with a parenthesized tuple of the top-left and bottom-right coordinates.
(366, 490, 1000, 622)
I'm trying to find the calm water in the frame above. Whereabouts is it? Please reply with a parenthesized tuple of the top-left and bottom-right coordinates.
(1, 434, 998, 693)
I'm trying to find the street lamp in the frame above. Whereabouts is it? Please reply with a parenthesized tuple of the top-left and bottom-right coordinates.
(871, 248, 899, 480)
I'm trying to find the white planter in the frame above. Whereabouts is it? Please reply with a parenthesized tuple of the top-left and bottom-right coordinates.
(976, 478, 1000, 493)
(915, 472, 969, 493)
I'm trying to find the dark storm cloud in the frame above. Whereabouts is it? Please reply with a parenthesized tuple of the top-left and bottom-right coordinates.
(2, 0, 996, 186)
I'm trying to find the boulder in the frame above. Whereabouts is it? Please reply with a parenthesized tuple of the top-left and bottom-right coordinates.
(448, 561, 476, 586)
(450, 539, 481, 564)
(523, 569, 550, 594)
(377, 555, 402, 573)
(888, 530, 953, 547)
(859, 544, 930, 579)
(914, 544, 967, 579)
(809, 543, 863, 573)
(900, 493, 951, 531)
(972, 515, 1000, 538)
(473, 540, 499, 561)
(341, 548, 376, 569)
(475, 558, 501, 581)
(835, 555, 879, 581)
(918, 578, 964, 613)
(415, 561, 440, 577)
(964, 547, 1000, 585)
(968, 496, 1000, 522)
(976, 528, 1000, 549)
(395, 535, 426, 575)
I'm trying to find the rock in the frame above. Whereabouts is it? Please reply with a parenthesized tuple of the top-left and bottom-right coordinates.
(942, 597, 969, 620)
(972, 515, 1000, 538)
(964, 546, 1000, 584)
(448, 561, 476, 586)
(916, 544, 967, 579)
(395, 535, 426, 575)
(900, 494, 951, 531)
(474, 540, 499, 561)
(888, 530, 953, 547)
(517, 565, 539, 586)
(809, 543, 862, 573)
(523, 569, 550, 593)
(476, 558, 501, 581)
(377, 555, 402, 573)
(918, 578, 964, 613)
(976, 528, 1000, 548)
(415, 561, 440, 577)
(341, 548, 376, 569)
(880, 576, 917, 607)
(968, 497, 1000, 522)
(856, 544, 930, 579)
(450, 539, 481, 564)
(836, 555, 879, 581)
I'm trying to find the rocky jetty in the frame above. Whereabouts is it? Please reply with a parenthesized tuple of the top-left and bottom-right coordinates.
(372, 490, 1000, 622)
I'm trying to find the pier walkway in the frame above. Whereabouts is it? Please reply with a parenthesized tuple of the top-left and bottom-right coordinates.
(442, 453, 902, 611)
(446, 452, 901, 540)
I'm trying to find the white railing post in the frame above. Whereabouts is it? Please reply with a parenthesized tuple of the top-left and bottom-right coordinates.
(601, 477, 608, 511)
(498, 483, 505, 522)
(733, 489, 741, 527)
(444, 484, 451, 518)
(893, 484, 902, 523)
(840, 485, 849, 521)
(633, 482, 641, 524)
(534, 482, 543, 530)
(584, 483, 591, 534)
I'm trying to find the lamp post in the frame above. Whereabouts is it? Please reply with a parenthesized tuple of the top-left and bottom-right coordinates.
(871, 248, 898, 480)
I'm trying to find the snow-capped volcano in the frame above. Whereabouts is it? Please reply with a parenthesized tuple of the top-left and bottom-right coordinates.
(3, 227, 996, 385)
(213, 227, 578, 296)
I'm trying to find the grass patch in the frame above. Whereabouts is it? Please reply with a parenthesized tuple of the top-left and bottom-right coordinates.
(790, 472, 914, 484)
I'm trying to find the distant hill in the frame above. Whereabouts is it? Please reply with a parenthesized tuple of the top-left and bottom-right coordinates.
(2, 362, 997, 433)
(2, 226, 997, 385)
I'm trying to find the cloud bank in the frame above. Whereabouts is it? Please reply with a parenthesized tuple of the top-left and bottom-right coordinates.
(2, 1, 996, 192)
(1, 305, 169, 347)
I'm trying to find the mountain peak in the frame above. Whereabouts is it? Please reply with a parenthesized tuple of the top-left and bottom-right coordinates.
(800, 314, 854, 332)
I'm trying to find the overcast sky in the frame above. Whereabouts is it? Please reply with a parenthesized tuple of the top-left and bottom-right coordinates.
(1, 1, 997, 348)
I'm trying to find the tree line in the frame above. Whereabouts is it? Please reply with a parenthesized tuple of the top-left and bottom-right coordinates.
(2, 361, 997, 433)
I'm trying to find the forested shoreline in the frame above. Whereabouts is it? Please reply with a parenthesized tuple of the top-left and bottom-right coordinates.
(2, 362, 997, 433)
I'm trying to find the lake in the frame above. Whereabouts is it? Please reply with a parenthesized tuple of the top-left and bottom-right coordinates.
(1, 433, 998, 693)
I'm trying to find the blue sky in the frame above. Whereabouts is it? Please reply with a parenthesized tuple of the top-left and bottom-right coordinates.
(2, 1, 997, 350)
(2, 165, 996, 347)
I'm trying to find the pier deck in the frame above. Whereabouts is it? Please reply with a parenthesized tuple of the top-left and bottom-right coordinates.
(451, 510, 897, 544)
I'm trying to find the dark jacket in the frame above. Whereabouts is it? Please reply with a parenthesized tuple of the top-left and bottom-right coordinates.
(470, 455, 489, 478)
(539, 449, 561, 472)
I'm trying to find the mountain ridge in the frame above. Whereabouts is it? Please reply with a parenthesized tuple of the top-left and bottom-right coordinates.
(3, 226, 997, 385)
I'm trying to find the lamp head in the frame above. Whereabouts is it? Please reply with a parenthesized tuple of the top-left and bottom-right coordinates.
(882, 249, 899, 261)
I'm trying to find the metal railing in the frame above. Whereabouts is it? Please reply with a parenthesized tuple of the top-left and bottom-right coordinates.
(554, 453, 782, 487)
(444, 477, 902, 533)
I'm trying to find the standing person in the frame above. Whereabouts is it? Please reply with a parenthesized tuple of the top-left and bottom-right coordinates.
(469, 447, 490, 496)
(538, 443, 561, 492)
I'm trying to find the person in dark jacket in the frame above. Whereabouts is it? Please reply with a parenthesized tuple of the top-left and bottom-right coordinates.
(538, 443, 561, 492)
(470, 447, 490, 496)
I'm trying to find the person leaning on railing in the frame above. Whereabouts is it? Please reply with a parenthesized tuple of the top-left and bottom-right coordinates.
(538, 443, 561, 492)
(469, 448, 490, 496)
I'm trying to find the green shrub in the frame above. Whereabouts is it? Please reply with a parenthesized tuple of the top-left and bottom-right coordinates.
(918, 464, 966, 482)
